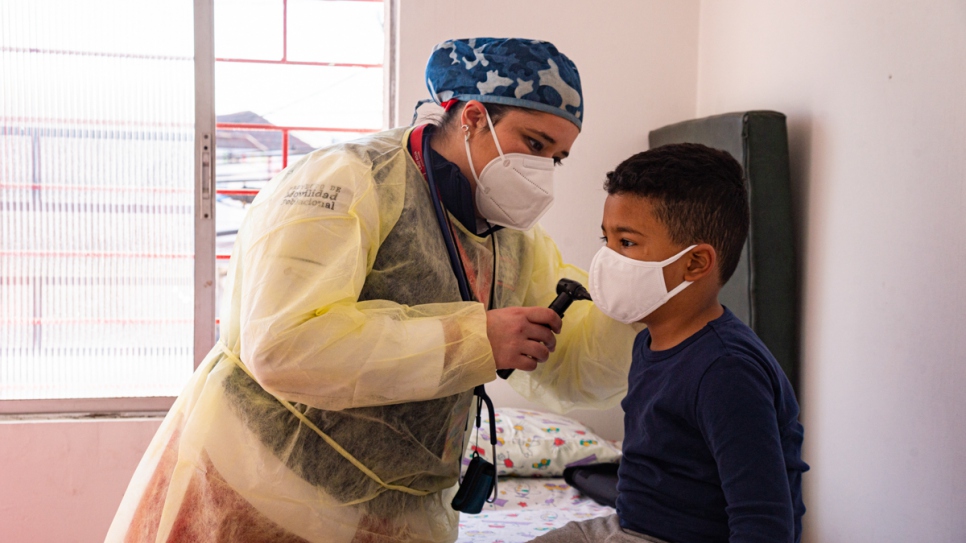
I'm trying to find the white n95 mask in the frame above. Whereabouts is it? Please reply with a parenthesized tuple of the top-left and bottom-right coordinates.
(588, 245, 697, 324)
(463, 108, 555, 231)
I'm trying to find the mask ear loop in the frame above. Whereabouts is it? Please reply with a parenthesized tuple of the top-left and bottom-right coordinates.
(462, 124, 482, 185)
(462, 111, 499, 231)
(463, 106, 508, 187)
(481, 108, 507, 164)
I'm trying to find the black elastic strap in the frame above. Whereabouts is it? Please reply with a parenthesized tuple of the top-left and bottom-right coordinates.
(473, 384, 499, 502)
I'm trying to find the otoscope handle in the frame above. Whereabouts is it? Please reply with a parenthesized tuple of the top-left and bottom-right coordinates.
(548, 296, 574, 318)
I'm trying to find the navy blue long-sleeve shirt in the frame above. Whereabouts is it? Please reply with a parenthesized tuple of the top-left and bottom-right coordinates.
(617, 308, 808, 543)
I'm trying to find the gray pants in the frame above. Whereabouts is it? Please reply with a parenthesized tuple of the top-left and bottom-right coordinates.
(527, 514, 670, 543)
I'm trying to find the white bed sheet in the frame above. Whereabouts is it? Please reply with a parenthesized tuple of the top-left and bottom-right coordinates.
(456, 477, 615, 543)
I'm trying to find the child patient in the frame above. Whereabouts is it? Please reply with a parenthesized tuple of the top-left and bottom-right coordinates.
(531, 143, 808, 543)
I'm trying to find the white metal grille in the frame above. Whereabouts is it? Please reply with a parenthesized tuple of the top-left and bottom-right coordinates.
(0, 0, 197, 399)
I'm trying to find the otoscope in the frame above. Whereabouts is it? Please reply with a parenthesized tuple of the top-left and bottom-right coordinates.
(496, 278, 593, 380)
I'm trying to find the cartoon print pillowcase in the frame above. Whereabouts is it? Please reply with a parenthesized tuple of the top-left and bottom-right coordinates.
(461, 408, 621, 477)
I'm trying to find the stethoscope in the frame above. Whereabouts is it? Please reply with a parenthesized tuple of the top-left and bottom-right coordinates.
(409, 123, 499, 513)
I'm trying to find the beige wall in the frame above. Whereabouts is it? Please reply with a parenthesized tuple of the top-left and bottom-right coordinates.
(695, 1, 966, 541)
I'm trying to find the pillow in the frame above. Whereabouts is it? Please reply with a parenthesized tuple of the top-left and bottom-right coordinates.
(461, 407, 621, 477)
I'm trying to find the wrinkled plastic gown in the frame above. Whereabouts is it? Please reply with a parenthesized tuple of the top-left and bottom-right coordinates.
(106, 128, 639, 543)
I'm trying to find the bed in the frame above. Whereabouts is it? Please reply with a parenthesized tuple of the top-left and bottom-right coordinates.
(454, 408, 620, 542)
(457, 477, 615, 542)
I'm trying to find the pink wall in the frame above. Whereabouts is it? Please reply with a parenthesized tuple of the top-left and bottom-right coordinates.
(0, 419, 160, 542)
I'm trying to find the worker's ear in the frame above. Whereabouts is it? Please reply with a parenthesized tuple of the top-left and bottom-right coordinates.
(460, 100, 488, 135)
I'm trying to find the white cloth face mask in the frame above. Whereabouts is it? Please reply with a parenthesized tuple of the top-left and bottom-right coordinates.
(588, 244, 698, 324)
(463, 108, 555, 231)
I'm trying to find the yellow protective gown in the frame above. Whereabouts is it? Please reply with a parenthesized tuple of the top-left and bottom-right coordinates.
(106, 127, 639, 543)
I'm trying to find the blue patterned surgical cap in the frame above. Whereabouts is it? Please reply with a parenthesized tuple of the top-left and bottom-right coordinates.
(425, 37, 584, 130)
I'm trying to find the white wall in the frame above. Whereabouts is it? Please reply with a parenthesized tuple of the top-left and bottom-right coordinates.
(695, 1, 966, 541)
(395, 0, 701, 439)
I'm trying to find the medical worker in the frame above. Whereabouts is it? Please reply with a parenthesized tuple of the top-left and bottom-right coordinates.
(106, 38, 639, 543)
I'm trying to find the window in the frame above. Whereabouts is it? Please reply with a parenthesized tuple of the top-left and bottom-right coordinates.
(212, 0, 385, 314)
(0, 0, 388, 414)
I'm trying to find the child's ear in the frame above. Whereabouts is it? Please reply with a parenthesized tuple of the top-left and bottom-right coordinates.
(683, 244, 717, 282)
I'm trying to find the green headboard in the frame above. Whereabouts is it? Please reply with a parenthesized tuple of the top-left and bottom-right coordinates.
(649, 111, 799, 391)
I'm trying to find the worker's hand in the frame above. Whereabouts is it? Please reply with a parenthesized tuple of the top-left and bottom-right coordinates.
(486, 307, 562, 372)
